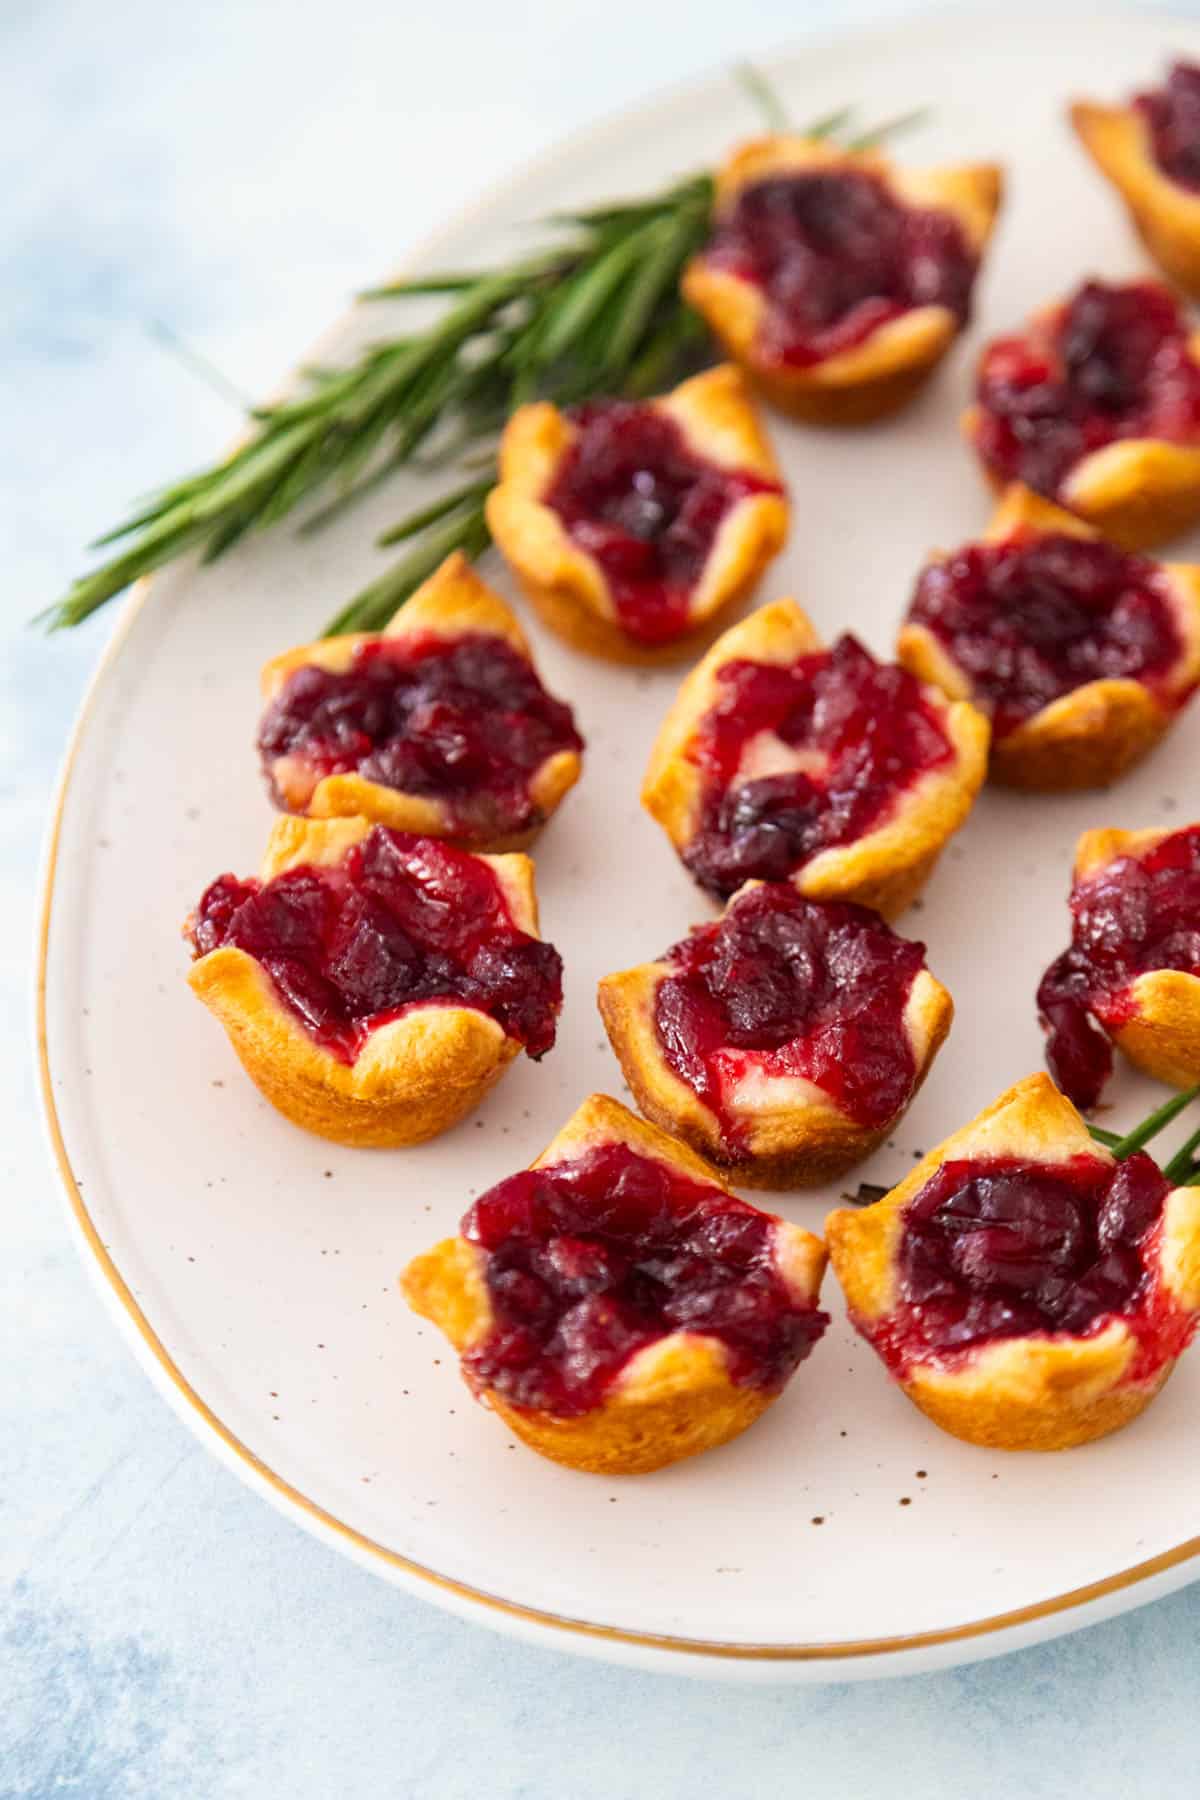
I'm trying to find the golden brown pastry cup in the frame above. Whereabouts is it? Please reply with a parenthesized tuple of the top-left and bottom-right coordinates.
(402, 1094, 828, 1473)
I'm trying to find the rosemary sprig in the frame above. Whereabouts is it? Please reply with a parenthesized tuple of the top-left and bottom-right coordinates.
(41, 178, 713, 635)
(324, 488, 492, 637)
(1163, 1115, 1200, 1185)
(1085, 1083, 1200, 1174)
(1114, 1087, 1200, 1158)
(42, 89, 922, 637)
(1085, 1124, 1123, 1150)
(846, 108, 931, 151)
(849, 1087, 1200, 1213)
(734, 61, 791, 132)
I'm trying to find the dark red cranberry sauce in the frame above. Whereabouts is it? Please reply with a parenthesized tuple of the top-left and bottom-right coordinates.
(873, 1150, 1184, 1375)
(907, 530, 1183, 740)
(654, 885, 927, 1147)
(541, 403, 780, 646)
(702, 167, 978, 368)
(1135, 61, 1200, 191)
(680, 635, 954, 899)
(187, 827, 562, 1063)
(257, 632, 582, 839)
(460, 1141, 828, 1416)
(973, 280, 1200, 499)
(1039, 825, 1200, 1110)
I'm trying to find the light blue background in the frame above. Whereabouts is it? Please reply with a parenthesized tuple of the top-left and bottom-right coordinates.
(5, 1, 1199, 1793)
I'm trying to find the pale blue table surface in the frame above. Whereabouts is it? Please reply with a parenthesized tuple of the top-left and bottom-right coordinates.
(5, 1, 1199, 1793)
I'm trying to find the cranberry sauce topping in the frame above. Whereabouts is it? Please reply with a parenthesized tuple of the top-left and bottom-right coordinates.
(187, 827, 562, 1062)
(460, 1141, 828, 1415)
(875, 1150, 1175, 1373)
(654, 885, 926, 1147)
(1135, 61, 1200, 191)
(257, 632, 582, 839)
(1039, 825, 1200, 1109)
(542, 403, 779, 646)
(908, 530, 1183, 740)
(703, 168, 978, 368)
(681, 634, 953, 899)
(974, 280, 1200, 499)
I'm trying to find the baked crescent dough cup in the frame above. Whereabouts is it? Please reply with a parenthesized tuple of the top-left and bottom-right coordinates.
(485, 364, 789, 664)
(682, 134, 1001, 424)
(963, 289, 1200, 551)
(898, 485, 1200, 790)
(1071, 825, 1200, 1090)
(826, 1074, 1200, 1450)
(963, 410, 1200, 552)
(402, 1095, 829, 1474)
(1071, 95, 1200, 298)
(642, 597, 989, 919)
(186, 818, 557, 1149)
(598, 884, 953, 1188)
(257, 553, 582, 852)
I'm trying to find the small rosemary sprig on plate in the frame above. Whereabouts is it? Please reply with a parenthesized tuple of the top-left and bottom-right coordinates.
(42, 86, 921, 638)
(845, 1085, 1200, 1209)
(1087, 1082, 1200, 1176)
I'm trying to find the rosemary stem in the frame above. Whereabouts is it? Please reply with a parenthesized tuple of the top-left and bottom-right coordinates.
(325, 501, 490, 636)
(1109, 1084, 1200, 1163)
(846, 107, 930, 150)
(735, 62, 790, 131)
(1086, 1125, 1123, 1150)
(1164, 1121, 1200, 1185)
(375, 475, 495, 548)
(806, 104, 856, 140)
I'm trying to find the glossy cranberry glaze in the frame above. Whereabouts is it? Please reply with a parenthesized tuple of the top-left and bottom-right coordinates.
(680, 634, 953, 899)
(187, 827, 562, 1062)
(973, 280, 1200, 499)
(654, 885, 927, 1147)
(874, 1150, 1175, 1372)
(542, 402, 778, 646)
(460, 1141, 828, 1415)
(907, 530, 1183, 739)
(1136, 61, 1200, 191)
(1039, 825, 1200, 1109)
(257, 632, 582, 840)
(703, 167, 977, 367)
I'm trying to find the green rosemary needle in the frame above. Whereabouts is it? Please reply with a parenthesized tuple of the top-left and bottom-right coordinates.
(1108, 1084, 1200, 1162)
(41, 89, 917, 637)
(1085, 1124, 1124, 1150)
(1086, 1083, 1200, 1167)
(1162, 1116, 1200, 1185)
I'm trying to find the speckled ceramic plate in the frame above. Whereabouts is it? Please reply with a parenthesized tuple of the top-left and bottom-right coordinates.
(39, 7, 1200, 1680)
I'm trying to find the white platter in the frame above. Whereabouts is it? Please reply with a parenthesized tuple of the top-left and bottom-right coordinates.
(38, 7, 1200, 1680)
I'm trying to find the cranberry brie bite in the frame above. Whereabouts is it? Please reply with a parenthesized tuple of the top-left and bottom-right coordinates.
(641, 598, 989, 916)
(185, 819, 562, 1147)
(485, 365, 789, 662)
(826, 1075, 1200, 1450)
(402, 1095, 829, 1473)
(1072, 63, 1200, 297)
(599, 883, 952, 1187)
(682, 133, 1001, 424)
(898, 485, 1200, 788)
(1039, 824, 1200, 1111)
(964, 279, 1200, 549)
(257, 553, 583, 851)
